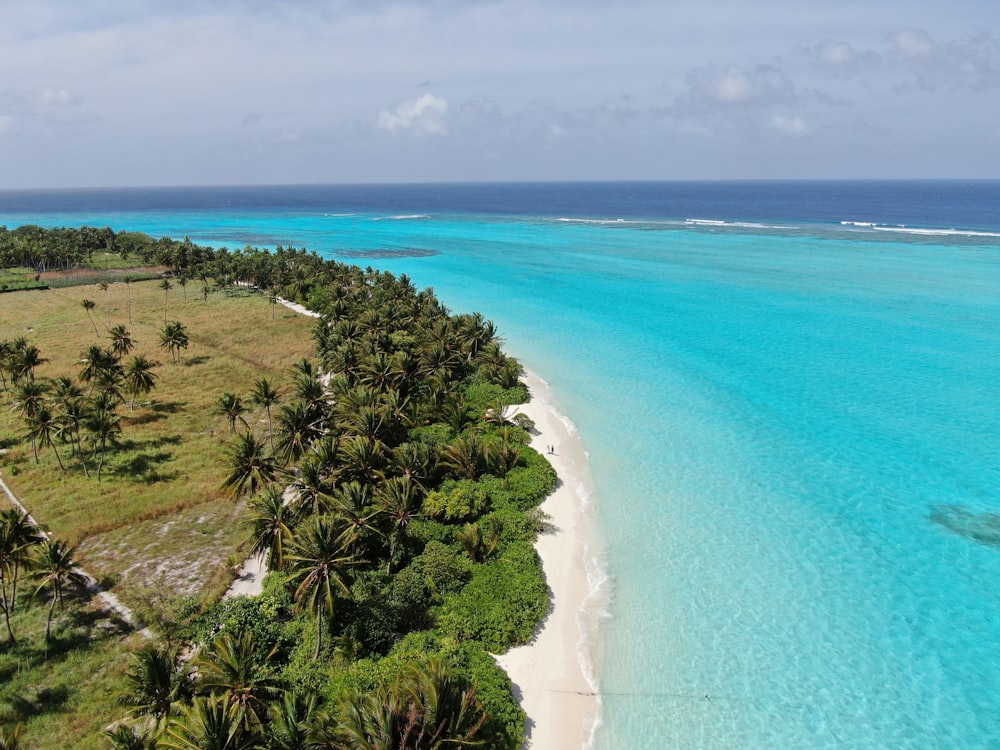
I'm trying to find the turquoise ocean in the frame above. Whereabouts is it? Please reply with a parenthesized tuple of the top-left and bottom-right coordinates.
(3, 181, 1000, 748)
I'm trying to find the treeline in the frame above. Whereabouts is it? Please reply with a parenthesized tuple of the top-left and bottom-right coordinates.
(1, 329, 162, 481)
(1, 225, 555, 749)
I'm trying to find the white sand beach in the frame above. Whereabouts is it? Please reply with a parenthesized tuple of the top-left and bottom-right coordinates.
(495, 370, 604, 750)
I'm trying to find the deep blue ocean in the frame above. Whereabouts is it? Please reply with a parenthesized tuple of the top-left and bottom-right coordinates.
(3, 181, 1000, 749)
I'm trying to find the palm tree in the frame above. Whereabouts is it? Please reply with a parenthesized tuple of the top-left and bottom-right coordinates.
(50, 375, 83, 403)
(222, 432, 280, 498)
(439, 434, 489, 481)
(159, 695, 260, 750)
(194, 631, 280, 727)
(325, 658, 489, 749)
(10, 344, 47, 384)
(85, 404, 122, 481)
(400, 658, 490, 747)
(159, 279, 173, 324)
(104, 724, 158, 750)
(285, 516, 358, 659)
(25, 404, 64, 468)
(0, 508, 44, 646)
(11, 379, 49, 421)
(486, 427, 522, 477)
(329, 482, 384, 557)
(123, 275, 134, 324)
(159, 321, 189, 364)
(109, 324, 136, 359)
(266, 692, 315, 750)
(32, 538, 88, 644)
(79, 344, 120, 389)
(334, 436, 387, 487)
(374, 476, 421, 574)
(0, 339, 13, 391)
(82, 298, 100, 336)
(455, 522, 499, 564)
(124, 355, 158, 410)
(244, 485, 294, 573)
(249, 378, 280, 450)
(390, 442, 435, 491)
(273, 400, 322, 466)
(216, 392, 249, 434)
(288, 458, 332, 518)
(57, 397, 90, 477)
(99, 280, 111, 321)
(116, 643, 190, 723)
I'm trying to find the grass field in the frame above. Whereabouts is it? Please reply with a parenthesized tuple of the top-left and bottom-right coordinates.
(0, 268, 47, 292)
(0, 277, 316, 606)
(0, 275, 319, 747)
(0, 591, 140, 748)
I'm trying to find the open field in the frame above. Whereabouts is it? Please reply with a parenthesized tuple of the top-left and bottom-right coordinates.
(0, 278, 316, 606)
(0, 591, 141, 749)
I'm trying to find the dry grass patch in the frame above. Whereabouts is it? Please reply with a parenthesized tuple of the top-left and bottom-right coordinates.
(80, 498, 248, 606)
(0, 278, 315, 603)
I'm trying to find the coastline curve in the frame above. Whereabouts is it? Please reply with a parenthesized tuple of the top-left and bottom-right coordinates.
(495, 368, 609, 750)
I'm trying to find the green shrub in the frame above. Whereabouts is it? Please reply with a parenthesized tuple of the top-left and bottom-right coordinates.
(189, 587, 291, 657)
(499, 450, 558, 510)
(480, 508, 549, 550)
(423, 480, 491, 522)
(408, 518, 460, 547)
(412, 540, 472, 595)
(388, 632, 526, 750)
(409, 423, 454, 448)
(436, 542, 548, 653)
(463, 381, 529, 417)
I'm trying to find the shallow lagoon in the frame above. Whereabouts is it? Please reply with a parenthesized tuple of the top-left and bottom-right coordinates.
(3, 182, 1000, 748)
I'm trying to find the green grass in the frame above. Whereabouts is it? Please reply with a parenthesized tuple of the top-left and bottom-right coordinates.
(0, 587, 139, 749)
(1, 279, 316, 598)
(0, 278, 318, 747)
(0, 268, 47, 292)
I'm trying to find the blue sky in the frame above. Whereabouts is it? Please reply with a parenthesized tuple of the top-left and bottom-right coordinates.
(1, 0, 998, 187)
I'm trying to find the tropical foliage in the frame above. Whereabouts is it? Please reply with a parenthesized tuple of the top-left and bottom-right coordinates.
(1, 225, 554, 749)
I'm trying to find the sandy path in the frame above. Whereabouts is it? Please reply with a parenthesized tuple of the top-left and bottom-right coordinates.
(495, 370, 605, 749)
(0, 471, 148, 636)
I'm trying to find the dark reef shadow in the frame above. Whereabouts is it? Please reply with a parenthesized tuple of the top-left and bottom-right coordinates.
(929, 504, 1000, 549)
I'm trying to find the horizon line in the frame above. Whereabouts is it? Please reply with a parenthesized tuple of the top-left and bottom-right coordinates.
(2, 177, 1000, 193)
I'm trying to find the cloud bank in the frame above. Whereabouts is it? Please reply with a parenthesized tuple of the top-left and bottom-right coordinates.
(0, 0, 997, 186)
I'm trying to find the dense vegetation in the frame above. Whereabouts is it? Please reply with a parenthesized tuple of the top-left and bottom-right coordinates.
(0, 225, 556, 748)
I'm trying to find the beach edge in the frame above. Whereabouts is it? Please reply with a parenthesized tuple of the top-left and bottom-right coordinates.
(494, 368, 607, 750)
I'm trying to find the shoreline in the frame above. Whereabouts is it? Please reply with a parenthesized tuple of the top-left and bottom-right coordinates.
(246, 297, 608, 747)
(496, 369, 607, 750)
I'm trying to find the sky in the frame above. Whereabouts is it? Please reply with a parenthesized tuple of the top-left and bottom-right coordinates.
(1, 0, 998, 188)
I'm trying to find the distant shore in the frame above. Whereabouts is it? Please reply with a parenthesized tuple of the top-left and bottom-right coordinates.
(495, 369, 606, 749)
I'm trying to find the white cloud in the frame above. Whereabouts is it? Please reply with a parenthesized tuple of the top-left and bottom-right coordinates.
(767, 114, 809, 137)
(377, 93, 448, 135)
(713, 70, 754, 103)
(0, 115, 14, 133)
(892, 30, 934, 58)
(37, 87, 80, 106)
(675, 65, 800, 115)
(819, 41, 857, 65)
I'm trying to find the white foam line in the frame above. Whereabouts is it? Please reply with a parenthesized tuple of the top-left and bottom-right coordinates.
(871, 225, 1000, 238)
(686, 218, 796, 230)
